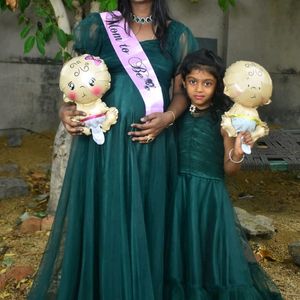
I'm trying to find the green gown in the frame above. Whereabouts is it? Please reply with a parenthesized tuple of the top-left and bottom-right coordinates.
(165, 110, 283, 299)
(27, 13, 198, 300)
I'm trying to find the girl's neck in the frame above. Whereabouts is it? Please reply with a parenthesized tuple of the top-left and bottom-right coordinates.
(189, 103, 212, 117)
(192, 103, 212, 111)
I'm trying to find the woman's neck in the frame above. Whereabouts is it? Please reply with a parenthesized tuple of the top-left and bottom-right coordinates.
(130, 1, 155, 42)
(131, 2, 152, 17)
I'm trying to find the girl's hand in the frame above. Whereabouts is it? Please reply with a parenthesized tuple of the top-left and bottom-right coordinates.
(60, 103, 86, 135)
(128, 111, 174, 144)
(234, 131, 254, 156)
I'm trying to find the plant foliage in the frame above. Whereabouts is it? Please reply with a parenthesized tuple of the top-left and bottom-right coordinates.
(218, 0, 236, 11)
(0, 0, 234, 60)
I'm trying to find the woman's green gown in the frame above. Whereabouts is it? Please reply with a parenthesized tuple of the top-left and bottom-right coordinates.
(27, 13, 198, 300)
(165, 110, 283, 299)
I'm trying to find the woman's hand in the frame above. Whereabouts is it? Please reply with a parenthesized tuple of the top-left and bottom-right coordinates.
(128, 111, 174, 144)
(59, 103, 86, 135)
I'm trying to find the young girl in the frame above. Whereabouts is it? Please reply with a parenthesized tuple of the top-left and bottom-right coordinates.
(165, 49, 283, 299)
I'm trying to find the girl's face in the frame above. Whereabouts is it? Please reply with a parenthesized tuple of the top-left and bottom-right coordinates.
(183, 69, 217, 110)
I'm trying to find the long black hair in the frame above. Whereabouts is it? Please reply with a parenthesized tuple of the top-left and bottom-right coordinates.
(116, 0, 172, 49)
(179, 48, 232, 114)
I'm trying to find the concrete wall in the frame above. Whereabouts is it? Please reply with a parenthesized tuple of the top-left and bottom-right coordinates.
(0, 10, 61, 134)
(226, 0, 300, 128)
(0, 0, 299, 133)
(169, 0, 227, 57)
(170, 0, 300, 128)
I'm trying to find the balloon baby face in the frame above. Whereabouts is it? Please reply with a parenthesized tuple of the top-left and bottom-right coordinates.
(223, 61, 272, 108)
(59, 54, 111, 105)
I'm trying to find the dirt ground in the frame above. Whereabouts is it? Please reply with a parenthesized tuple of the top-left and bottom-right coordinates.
(0, 132, 299, 299)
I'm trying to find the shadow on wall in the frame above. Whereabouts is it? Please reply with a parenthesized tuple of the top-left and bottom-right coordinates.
(197, 37, 217, 54)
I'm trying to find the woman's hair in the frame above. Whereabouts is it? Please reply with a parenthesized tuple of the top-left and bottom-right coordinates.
(179, 48, 232, 114)
(116, 0, 171, 49)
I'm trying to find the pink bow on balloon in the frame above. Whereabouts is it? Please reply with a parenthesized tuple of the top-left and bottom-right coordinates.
(85, 55, 102, 66)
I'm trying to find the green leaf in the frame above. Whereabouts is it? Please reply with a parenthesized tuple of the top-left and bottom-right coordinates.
(218, 0, 235, 11)
(42, 22, 54, 42)
(36, 31, 46, 55)
(54, 49, 63, 62)
(64, 0, 73, 10)
(66, 33, 73, 42)
(18, 14, 26, 25)
(34, 211, 48, 218)
(2, 256, 14, 268)
(20, 24, 31, 39)
(107, 0, 117, 11)
(218, 0, 228, 11)
(56, 28, 68, 48)
(24, 35, 35, 53)
(19, 0, 31, 13)
(63, 51, 72, 62)
(0, 0, 7, 10)
(35, 6, 50, 18)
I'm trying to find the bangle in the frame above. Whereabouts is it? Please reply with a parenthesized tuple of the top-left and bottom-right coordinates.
(166, 110, 176, 127)
(228, 148, 244, 164)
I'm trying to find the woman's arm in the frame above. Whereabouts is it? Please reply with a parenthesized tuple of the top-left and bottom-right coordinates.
(128, 74, 189, 143)
(222, 129, 254, 175)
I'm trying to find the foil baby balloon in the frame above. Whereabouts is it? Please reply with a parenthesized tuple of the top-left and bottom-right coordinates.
(59, 54, 118, 145)
(221, 61, 272, 154)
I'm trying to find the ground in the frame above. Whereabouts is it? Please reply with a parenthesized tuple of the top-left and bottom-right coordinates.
(0, 132, 299, 299)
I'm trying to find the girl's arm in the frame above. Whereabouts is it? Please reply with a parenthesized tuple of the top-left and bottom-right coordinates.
(128, 74, 189, 143)
(222, 129, 254, 175)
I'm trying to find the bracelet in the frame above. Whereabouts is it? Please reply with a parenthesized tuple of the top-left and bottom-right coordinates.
(228, 148, 244, 164)
(166, 110, 176, 127)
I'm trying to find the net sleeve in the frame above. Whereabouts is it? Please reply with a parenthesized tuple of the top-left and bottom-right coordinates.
(73, 13, 104, 56)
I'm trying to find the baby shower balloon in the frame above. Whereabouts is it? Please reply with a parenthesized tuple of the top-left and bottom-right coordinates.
(59, 54, 118, 145)
(221, 61, 273, 154)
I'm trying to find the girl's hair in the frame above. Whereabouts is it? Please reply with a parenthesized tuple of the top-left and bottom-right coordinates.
(179, 49, 232, 114)
(116, 0, 171, 49)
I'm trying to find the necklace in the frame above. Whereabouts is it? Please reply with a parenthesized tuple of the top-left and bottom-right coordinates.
(132, 23, 142, 36)
(131, 14, 153, 24)
(189, 104, 211, 118)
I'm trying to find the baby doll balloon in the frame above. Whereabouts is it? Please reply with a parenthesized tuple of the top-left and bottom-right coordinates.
(221, 61, 272, 154)
(59, 54, 118, 145)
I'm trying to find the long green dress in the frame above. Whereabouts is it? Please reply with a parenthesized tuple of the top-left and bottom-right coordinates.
(165, 110, 283, 299)
(27, 13, 197, 300)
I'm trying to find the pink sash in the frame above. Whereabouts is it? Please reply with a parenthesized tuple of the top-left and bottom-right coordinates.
(100, 11, 164, 115)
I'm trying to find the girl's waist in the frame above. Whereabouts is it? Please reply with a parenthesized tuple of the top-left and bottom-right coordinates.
(178, 166, 224, 181)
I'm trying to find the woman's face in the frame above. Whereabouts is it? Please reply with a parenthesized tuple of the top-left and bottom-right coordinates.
(130, 0, 153, 3)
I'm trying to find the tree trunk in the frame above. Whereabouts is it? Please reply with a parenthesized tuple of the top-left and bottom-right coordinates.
(49, 0, 71, 33)
(47, 1, 101, 215)
(48, 123, 72, 214)
(47, 0, 72, 215)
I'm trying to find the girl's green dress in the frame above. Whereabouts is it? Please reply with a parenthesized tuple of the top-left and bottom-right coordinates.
(28, 13, 197, 300)
(165, 110, 283, 299)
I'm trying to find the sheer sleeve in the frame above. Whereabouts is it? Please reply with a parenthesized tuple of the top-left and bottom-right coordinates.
(167, 22, 199, 74)
(73, 12, 104, 56)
